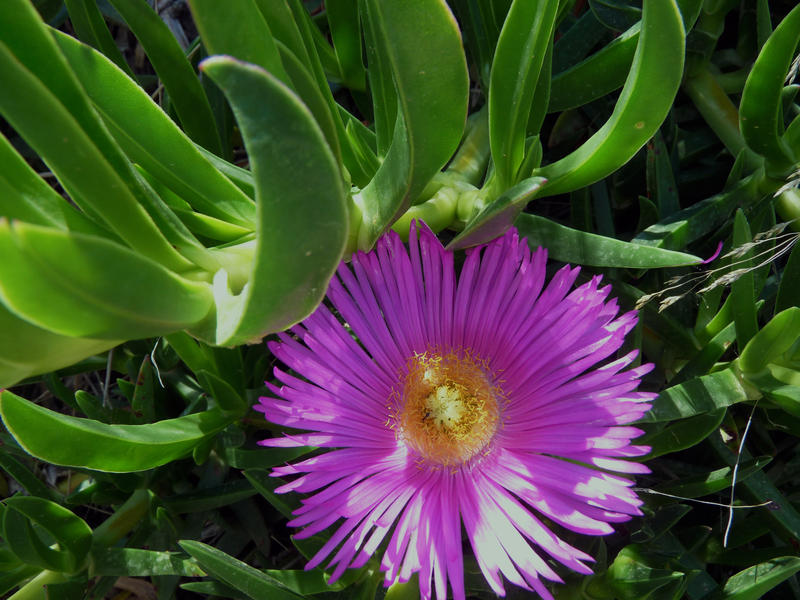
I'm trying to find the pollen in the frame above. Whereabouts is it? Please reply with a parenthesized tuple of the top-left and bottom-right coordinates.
(395, 350, 501, 466)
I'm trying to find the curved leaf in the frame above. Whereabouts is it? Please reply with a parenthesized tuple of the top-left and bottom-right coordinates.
(0, 390, 231, 472)
(489, 0, 558, 186)
(535, 0, 685, 196)
(641, 368, 750, 423)
(2, 497, 92, 573)
(549, 22, 638, 112)
(52, 30, 256, 228)
(0, 1, 192, 273)
(739, 3, 800, 172)
(199, 57, 348, 345)
(0, 303, 118, 388)
(353, 0, 469, 247)
(107, 0, 222, 154)
(179, 540, 303, 600)
(0, 221, 213, 340)
(739, 307, 800, 375)
(515, 213, 702, 267)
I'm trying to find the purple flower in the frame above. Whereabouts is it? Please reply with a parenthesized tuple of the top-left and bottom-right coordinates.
(256, 223, 654, 600)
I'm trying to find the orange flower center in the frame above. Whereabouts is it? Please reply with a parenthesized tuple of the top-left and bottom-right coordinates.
(395, 351, 501, 465)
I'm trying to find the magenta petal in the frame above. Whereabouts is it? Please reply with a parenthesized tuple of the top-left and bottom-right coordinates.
(257, 223, 654, 600)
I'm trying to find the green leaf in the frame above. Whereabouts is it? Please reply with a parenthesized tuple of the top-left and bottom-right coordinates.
(179, 540, 304, 600)
(199, 56, 348, 345)
(488, 0, 558, 187)
(603, 545, 684, 600)
(0, 132, 107, 238)
(775, 235, 800, 313)
(738, 307, 800, 375)
(353, 0, 470, 247)
(449, 178, 547, 250)
(634, 174, 760, 251)
(590, 0, 641, 30)
(549, 21, 638, 112)
(275, 40, 341, 165)
(0, 302, 118, 388)
(739, 4, 800, 173)
(0, 1, 193, 273)
(163, 480, 257, 513)
(730, 210, 758, 350)
(0, 221, 213, 340)
(52, 29, 256, 229)
(243, 470, 297, 520)
(717, 557, 800, 600)
(63, 0, 134, 78)
(535, 0, 685, 195)
(0, 453, 62, 503)
(326, 0, 366, 89)
(188, 0, 290, 85)
(641, 368, 751, 422)
(515, 213, 702, 267)
(2, 496, 92, 573)
(709, 434, 800, 542)
(0, 390, 231, 472)
(89, 548, 205, 577)
(222, 446, 313, 471)
(639, 408, 726, 459)
(107, 0, 222, 154)
(196, 370, 247, 414)
(655, 456, 771, 499)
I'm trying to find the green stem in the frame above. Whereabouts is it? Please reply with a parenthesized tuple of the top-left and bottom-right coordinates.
(445, 106, 490, 187)
(776, 188, 800, 232)
(92, 488, 151, 547)
(9, 570, 68, 600)
(683, 67, 746, 157)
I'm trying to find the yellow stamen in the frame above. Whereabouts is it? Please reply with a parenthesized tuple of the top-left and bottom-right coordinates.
(393, 350, 501, 466)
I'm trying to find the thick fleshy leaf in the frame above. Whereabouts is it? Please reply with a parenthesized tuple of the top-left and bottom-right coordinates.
(739, 307, 800, 375)
(549, 22, 637, 112)
(0, 1, 192, 272)
(199, 57, 348, 345)
(634, 173, 760, 250)
(515, 213, 702, 267)
(448, 177, 547, 250)
(52, 30, 256, 229)
(326, 0, 365, 89)
(353, 0, 469, 247)
(739, 4, 800, 172)
(534, 0, 685, 195)
(107, 0, 222, 154)
(730, 210, 758, 350)
(0, 132, 107, 237)
(718, 557, 800, 600)
(0, 221, 213, 340)
(488, 0, 558, 187)
(641, 368, 751, 422)
(90, 548, 205, 577)
(655, 456, 772, 499)
(63, 0, 134, 78)
(2, 497, 92, 573)
(188, 0, 289, 85)
(0, 390, 231, 472)
(0, 302, 118, 388)
(639, 408, 726, 459)
(179, 541, 304, 600)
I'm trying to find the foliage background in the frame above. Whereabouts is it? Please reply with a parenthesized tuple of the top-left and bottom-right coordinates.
(1, 0, 800, 598)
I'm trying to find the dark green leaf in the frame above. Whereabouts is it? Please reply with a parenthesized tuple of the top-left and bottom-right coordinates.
(0, 390, 232, 472)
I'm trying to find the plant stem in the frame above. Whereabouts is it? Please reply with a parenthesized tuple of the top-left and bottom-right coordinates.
(92, 488, 151, 547)
(9, 570, 68, 600)
(683, 67, 746, 158)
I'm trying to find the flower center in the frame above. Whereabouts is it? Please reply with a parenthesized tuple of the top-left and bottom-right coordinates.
(396, 351, 500, 465)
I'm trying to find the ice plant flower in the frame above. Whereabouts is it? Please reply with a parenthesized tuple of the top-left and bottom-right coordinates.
(256, 223, 654, 600)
